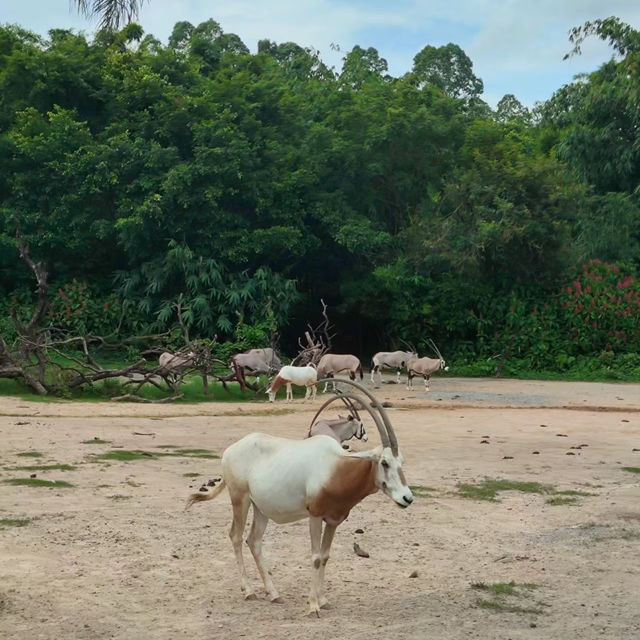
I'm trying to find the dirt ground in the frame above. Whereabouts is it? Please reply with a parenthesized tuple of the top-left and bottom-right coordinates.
(1, 376, 639, 640)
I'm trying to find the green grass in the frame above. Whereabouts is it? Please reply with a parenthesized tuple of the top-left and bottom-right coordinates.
(622, 467, 640, 474)
(81, 438, 111, 445)
(472, 582, 543, 615)
(409, 484, 437, 496)
(458, 479, 554, 502)
(0, 518, 31, 528)
(546, 496, 579, 506)
(16, 451, 43, 458)
(0, 365, 271, 404)
(183, 472, 201, 478)
(92, 449, 218, 462)
(458, 478, 596, 503)
(11, 464, 76, 472)
(471, 581, 538, 597)
(3, 478, 74, 488)
(107, 494, 131, 500)
(475, 598, 544, 614)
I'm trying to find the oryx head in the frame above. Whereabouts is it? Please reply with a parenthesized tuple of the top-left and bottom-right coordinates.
(318, 379, 413, 509)
(343, 413, 368, 442)
(352, 446, 412, 508)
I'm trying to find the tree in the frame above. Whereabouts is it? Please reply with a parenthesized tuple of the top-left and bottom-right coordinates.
(73, 0, 147, 31)
(411, 43, 483, 99)
(495, 94, 530, 124)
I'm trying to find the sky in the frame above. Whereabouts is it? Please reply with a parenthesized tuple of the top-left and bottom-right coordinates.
(4, 1, 640, 108)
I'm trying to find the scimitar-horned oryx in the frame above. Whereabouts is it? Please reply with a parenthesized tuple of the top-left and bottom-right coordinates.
(307, 393, 367, 446)
(185, 379, 413, 617)
(370, 349, 418, 384)
(266, 364, 317, 402)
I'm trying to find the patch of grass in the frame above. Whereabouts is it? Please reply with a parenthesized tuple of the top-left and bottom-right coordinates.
(471, 581, 538, 597)
(107, 494, 131, 500)
(0, 518, 31, 528)
(92, 449, 218, 462)
(622, 467, 640, 474)
(3, 478, 73, 488)
(555, 489, 594, 496)
(458, 479, 554, 502)
(183, 472, 201, 478)
(81, 438, 111, 445)
(410, 484, 437, 496)
(16, 451, 43, 458)
(475, 598, 543, 614)
(458, 479, 597, 503)
(546, 496, 579, 506)
(11, 464, 76, 472)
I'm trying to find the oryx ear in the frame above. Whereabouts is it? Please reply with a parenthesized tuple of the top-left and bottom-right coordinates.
(347, 447, 381, 460)
(347, 415, 354, 421)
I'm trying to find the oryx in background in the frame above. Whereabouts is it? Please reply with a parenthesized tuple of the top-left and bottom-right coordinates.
(316, 354, 363, 392)
(232, 348, 282, 391)
(307, 393, 367, 447)
(266, 364, 317, 402)
(370, 350, 417, 384)
(406, 339, 449, 391)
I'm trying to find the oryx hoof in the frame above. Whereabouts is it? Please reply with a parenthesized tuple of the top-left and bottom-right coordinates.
(319, 600, 332, 610)
(270, 596, 284, 604)
(306, 606, 321, 618)
(244, 592, 258, 601)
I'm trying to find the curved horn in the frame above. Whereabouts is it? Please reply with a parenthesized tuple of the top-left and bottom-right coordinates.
(315, 378, 399, 454)
(309, 394, 359, 430)
(308, 391, 381, 442)
(428, 338, 443, 361)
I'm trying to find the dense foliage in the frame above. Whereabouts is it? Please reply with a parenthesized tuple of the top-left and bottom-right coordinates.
(1, 16, 639, 378)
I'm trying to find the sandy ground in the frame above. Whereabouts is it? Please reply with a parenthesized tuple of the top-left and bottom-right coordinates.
(1, 376, 639, 640)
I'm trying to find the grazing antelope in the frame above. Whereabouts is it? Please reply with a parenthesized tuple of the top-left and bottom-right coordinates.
(316, 354, 363, 392)
(370, 350, 418, 384)
(185, 380, 413, 616)
(266, 364, 317, 402)
(307, 393, 367, 446)
(158, 351, 195, 372)
(232, 348, 282, 391)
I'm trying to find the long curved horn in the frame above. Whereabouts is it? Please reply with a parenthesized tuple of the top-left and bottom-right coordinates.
(315, 378, 399, 454)
(428, 338, 443, 361)
(308, 391, 383, 443)
(309, 393, 360, 430)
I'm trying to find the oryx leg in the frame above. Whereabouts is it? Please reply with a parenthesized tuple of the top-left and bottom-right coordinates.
(247, 505, 282, 603)
(229, 493, 255, 599)
(317, 522, 337, 609)
(424, 375, 430, 391)
(307, 516, 324, 616)
(305, 383, 317, 401)
(370, 365, 377, 384)
(322, 374, 334, 393)
(406, 372, 413, 390)
(396, 368, 401, 384)
(286, 382, 293, 402)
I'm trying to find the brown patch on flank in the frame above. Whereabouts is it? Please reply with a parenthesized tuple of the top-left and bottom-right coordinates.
(306, 458, 378, 525)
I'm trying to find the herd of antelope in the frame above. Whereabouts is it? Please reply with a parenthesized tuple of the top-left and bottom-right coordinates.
(180, 340, 448, 616)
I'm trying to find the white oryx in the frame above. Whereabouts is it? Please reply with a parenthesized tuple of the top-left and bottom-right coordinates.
(185, 380, 413, 616)
(266, 364, 317, 402)
(370, 350, 418, 384)
(316, 354, 363, 392)
(406, 341, 449, 391)
(307, 393, 367, 446)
